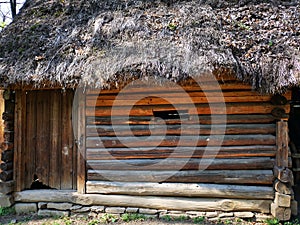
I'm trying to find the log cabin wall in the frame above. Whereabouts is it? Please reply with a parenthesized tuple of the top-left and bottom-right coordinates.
(84, 76, 292, 213)
(14, 89, 77, 191)
(0, 90, 14, 183)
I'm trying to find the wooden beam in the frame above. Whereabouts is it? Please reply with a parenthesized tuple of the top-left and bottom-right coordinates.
(13, 189, 271, 213)
(86, 158, 275, 171)
(87, 169, 274, 185)
(76, 89, 86, 194)
(86, 181, 274, 199)
(86, 145, 276, 160)
(86, 134, 276, 148)
(14, 90, 26, 191)
(276, 120, 289, 168)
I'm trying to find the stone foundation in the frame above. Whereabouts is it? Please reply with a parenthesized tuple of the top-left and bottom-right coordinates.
(13, 202, 274, 222)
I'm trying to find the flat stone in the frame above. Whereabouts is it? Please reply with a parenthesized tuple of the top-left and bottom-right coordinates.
(15, 203, 37, 214)
(47, 203, 73, 210)
(72, 206, 90, 213)
(38, 209, 69, 217)
(186, 211, 206, 216)
(0, 193, 13, 207)
(234, 212, 254, 218)
(70, 205, 82, 211)
(0, 181, 14, 195)
(105, 207, 125, 214)
(139, 208, 158, 215)
(291, 200, 298, 216)
(126, 207, 139, 213)
(91, 206, 105, 213)
(38, 202, 47, 209)
(219, 212, 234, 218)
(275, 192, 291, 207)
(206, 211, 218, 218)
(255, 213, 274, 222)
(168, 210, 184, 214)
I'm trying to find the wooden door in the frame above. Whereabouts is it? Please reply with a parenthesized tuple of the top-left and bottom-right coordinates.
(15, 90, 77, 190)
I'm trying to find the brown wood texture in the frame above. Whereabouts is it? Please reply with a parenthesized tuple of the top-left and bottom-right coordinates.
(87, 146, 276, 160)
(15, 90, 76, 190)
(86, 181, 274, 199)
(276, 120, 289, 168)
(87, 169, 273, 184)
(86, 135, 275, 148)
(87, 103, 289, 117)
(14, 90, 26, 191)
(76, 89, 86, 193)
(86, 157, 274, 171)
(86, 124, 276, 136)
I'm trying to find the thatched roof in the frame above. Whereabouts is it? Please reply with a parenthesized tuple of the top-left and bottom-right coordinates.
(0, 0, 299, 93)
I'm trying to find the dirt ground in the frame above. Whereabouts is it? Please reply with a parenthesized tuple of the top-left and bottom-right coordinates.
(0, 213, 269, 225)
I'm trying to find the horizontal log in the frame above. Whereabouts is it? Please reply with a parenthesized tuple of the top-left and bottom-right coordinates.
(87, 83, 254, 95)
(86, 181, 274, 199)
(86, 124, 276, 137)
(0, 142, 13, 151)
(86, 157, 275, 171)
(0, 161, 13, 171)
(1, 150, 13, 162)
(87, 169, 274, 184)
(14, 189, 271, 213)
(86, 145, 277, 160)
(86, 135, 276, 148)
(87, 95, 273, 107)
(0, 170, 13, 181)
(86, 115, 276, 125)
(86, 103, 290, 117)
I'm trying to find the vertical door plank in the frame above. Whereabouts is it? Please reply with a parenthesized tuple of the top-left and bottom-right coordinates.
(25, 91, 37, 189)
(49, 90, 62, 189)
(60, 90, 73, 189)
(35, 91, 50, 185)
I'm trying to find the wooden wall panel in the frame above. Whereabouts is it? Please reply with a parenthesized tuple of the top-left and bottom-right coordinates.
(85, 78, 291, 189)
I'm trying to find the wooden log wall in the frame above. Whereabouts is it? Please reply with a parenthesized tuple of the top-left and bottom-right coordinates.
(83, 77, 291, 213)
(0, 90, 14, 182)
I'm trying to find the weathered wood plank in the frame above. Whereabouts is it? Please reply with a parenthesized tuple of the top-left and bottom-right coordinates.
(86, 145, 276, 160)
(14, 90, 26, 191)
(86, 134, 276, 148)
(13, 189, 271, 213)
(87, 169, 274, 184)
(276, 120, 289, 168)
(49, 91, 61, 189)
(86, 157, 274, 171)
(87, 103, 289, 117)
(87, 115, 276, 125)
(35, 91, 50, 186)
(61, 91, 74, 189)
(86, 124, 276, 137)
(86, 181, 274, 199)
(76, 90, 86, 193)
(25, 91, 37, 189)
(87, 95, 273, 107)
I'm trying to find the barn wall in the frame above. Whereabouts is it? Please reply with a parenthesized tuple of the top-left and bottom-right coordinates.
(83, 77, 292, 213)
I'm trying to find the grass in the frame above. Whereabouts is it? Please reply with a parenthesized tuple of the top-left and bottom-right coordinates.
(121, 213, 146, 222)
(0, 207, 15, 216)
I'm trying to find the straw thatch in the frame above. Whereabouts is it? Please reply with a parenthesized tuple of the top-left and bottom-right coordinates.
(0, 0, 299, 93)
